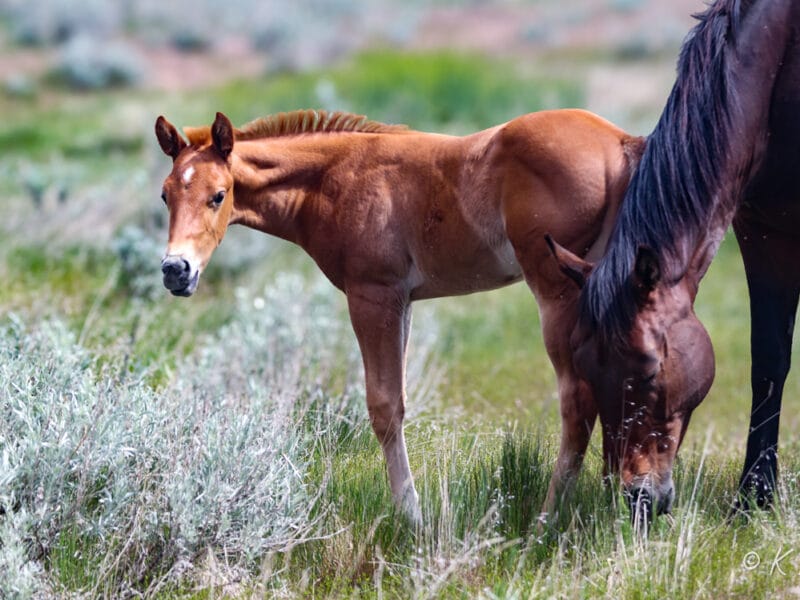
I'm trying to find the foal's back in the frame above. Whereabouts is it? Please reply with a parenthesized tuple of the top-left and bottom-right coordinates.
(226, 108, 641, 303)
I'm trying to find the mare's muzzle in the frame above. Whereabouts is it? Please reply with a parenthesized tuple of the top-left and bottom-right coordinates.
(626, 482, 674, 527)
(161, 256, 198, 296)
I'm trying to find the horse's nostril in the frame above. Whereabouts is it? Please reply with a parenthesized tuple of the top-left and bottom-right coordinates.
(627, 486, 654, 526)
(162, 257, 190, 276)
(657, 483, 675, 516)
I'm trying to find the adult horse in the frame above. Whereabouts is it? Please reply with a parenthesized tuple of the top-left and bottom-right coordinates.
(549, 0, 799, 523)
(154, 108, 643, 523)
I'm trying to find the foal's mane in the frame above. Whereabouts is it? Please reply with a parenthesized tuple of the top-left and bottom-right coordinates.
(581, 0, 749, 345)
(236, 109, 409, 140)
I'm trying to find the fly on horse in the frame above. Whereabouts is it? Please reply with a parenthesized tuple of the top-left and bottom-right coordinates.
(155, 108, 643, 523)
(549, 0, 800, 524)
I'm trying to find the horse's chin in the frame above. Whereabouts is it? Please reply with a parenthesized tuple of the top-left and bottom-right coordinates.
(170, 287, 194, 297)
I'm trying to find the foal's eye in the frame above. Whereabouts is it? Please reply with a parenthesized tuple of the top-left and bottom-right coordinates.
(210, 190, 225, 207)
(161, 191, 167, 205)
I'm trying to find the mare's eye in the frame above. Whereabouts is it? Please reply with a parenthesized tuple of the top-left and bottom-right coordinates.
(641, 372, 658, 386)
(161, 191, 167, 205)
(211, 190, 225, 207)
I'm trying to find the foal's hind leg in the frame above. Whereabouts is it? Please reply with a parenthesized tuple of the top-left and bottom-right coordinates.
(346, 283, 421, 525)
(733, 218, 800, 511)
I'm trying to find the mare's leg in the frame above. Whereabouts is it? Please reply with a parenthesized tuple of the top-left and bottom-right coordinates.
(346, 283, 421, 524)
(733, 219, 800, 510)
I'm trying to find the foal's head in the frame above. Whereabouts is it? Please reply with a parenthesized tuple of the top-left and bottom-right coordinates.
(154, 112, 236, 296)
(548, 237, 715, 523)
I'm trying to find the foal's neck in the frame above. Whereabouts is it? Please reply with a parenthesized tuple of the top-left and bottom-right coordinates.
(229, 137, 345, 244)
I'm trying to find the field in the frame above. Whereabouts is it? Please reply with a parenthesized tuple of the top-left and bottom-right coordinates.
(2, 1, 800, 597)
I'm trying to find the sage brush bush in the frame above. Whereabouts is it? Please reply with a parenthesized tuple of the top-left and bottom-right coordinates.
(112, 225, 163, 301)
(51, 34, 143, 90)
(0, 273, 428, 596)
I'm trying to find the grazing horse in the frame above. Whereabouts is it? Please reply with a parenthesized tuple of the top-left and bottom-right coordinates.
(549, 0, 799, 523)
(155, 108, 643, 524)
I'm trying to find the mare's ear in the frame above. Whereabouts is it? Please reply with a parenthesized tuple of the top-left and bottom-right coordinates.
(633, 245, 661, 293)
(685, 240, 716, 298)
(545, 234, 593, 289)
(155, 116, 187, 160)
(211, 112, 234, 160)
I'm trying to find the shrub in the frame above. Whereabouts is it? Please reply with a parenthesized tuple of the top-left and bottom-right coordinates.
(2, 0, 124, 46)
(0, 272, 435, 595)
(50, 34, 143, 90)
(111, 225, 164, 301)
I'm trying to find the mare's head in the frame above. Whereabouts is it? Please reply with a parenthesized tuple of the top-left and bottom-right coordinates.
(154, 112, 236, 296)
(548, 236, 715, 524)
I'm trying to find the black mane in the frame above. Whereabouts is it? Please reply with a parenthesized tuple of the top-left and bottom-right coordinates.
(581, 0, 747, 344)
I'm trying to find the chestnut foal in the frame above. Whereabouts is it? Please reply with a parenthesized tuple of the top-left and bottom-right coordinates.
(155, 109, 642, 524)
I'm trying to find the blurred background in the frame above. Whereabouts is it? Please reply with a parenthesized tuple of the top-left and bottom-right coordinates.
(0, 0, 703, 245)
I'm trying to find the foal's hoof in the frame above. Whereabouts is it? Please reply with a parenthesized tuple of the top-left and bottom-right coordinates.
(398, 490, 423, 530)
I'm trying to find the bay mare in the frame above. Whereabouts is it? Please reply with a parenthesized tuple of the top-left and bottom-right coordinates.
(549, 0, 800, 524)
(155, 108, 643, 524)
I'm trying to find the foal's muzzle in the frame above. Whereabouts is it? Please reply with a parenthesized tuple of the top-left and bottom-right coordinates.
(161, 256, 199, 296)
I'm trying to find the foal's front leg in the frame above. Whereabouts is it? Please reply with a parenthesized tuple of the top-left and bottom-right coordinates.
(537, 301, 597, 529)
(346, 283, 421, 525)
(539, 371, 596, 527)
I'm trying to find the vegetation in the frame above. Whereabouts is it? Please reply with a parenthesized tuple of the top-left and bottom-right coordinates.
(1, 39, 799, 599)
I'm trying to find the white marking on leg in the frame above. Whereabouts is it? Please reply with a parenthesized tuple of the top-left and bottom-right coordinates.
(384, 429, 421, 525)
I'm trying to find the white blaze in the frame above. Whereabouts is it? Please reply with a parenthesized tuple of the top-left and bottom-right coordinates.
(182, 165, 195, 185)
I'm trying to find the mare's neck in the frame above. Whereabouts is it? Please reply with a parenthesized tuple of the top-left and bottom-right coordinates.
(687, 0, 794, 279)
(582, 0, 795, 338)
(623, 0, 792, 283)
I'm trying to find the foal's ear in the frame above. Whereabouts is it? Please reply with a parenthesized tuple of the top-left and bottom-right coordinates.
(155, 116, 187, 160)
(211, 112, 234, 160)
(545, 234, 593, 289)
(633, 245, 661, 292)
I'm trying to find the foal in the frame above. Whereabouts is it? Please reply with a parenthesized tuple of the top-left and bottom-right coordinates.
(155, 109, 643, 523)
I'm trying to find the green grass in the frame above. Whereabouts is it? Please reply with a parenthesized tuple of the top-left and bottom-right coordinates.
(0, 240, 240, 386)
(282, 423, 800, 598)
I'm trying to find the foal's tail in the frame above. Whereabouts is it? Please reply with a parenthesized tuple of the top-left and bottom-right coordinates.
(583, 134, 646, 264)
(622, 135, 647, 182)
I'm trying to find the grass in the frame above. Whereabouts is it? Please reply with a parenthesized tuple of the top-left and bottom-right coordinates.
(282, 423, 800, 598)
(1, 48, 800, 598)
